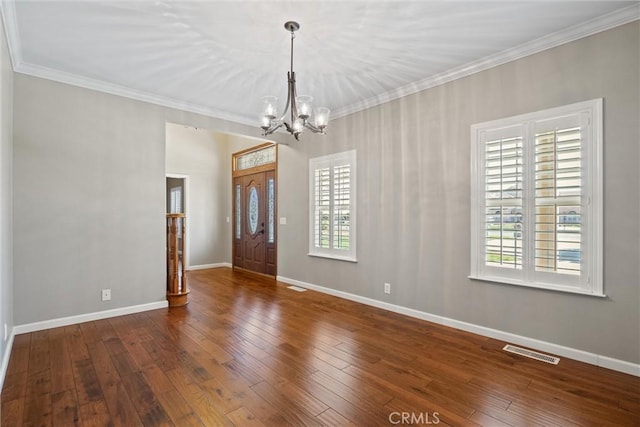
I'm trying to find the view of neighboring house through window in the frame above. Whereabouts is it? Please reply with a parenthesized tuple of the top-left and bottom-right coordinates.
(470, 99, 603, 296)
(309, 150, 357, 262)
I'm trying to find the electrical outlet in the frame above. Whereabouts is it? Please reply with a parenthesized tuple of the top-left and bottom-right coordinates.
(101, 289, 111, 301)
(384, 283, 391, 294)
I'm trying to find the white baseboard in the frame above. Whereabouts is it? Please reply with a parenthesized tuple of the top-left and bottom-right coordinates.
(187, 262, 232, 271)
(2, 301, 168, 391)
(598, 355, 640, 376)
(0, 329, 15, 392)
(276, 275, 640, 377)
(13, 301, 168, 335)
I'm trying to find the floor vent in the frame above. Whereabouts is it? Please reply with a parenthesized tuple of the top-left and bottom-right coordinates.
(503, 344, 560, 365)
(287, 285, 307, 292)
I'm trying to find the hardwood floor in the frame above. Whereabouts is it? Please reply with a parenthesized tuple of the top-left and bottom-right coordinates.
(2, 267, 639, 426)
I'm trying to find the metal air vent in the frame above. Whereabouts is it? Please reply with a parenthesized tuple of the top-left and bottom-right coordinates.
(503, 344, 560, 365)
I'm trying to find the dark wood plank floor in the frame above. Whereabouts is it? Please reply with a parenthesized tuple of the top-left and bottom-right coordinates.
(2, 268, 639, 426)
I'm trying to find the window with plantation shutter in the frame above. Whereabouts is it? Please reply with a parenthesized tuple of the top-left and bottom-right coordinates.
(470, 99, 603, 296)
(309, 150, 357, 262)
(314, 167, 331, 249)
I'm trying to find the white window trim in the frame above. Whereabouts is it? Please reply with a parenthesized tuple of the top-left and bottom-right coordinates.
(309, 150, 357, 262)
(470, 99, 604, 297)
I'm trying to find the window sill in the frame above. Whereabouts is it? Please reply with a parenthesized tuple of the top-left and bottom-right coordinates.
(308, 252, 357, 263)
(468, 275, 606, 298)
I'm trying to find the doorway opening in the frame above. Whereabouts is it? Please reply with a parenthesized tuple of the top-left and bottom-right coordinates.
(232, 143, 278, 276)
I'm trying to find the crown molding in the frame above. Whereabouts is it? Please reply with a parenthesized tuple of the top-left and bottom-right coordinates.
(2, 0, 257, 126)
(2, 0, 256, 125)
(0, 0, 22, 69)
(332, 3, 640, 119)
(14, 61, 258, 127)
(2, 1, 638, 124)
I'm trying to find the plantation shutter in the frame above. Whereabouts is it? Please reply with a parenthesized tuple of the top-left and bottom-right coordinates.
(481, 126, 524, 279)
(314, 167, 331, 249)
(332, 163, 351, 250)
(309, 150, 357, 262)
(533, 114, 583, 285)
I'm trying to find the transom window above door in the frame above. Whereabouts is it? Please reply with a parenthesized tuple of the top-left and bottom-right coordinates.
(234, 145, 276, 171)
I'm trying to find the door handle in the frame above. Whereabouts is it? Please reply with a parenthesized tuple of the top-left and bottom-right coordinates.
(259, 229, 265, 234)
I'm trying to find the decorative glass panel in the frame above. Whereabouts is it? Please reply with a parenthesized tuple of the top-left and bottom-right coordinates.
(236, 146, 276, 170)
(235, 184, 241, 239)
(248, 187, 259, 235)
(268, 178, 275, 243)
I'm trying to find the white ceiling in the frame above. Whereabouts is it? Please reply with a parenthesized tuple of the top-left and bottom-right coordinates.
(2, 1, 638, 125)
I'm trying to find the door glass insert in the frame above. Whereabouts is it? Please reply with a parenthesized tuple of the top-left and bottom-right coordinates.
(268, 178, 275, 243)
(235, 184, 241, 239)
(248, 187, 259, 234)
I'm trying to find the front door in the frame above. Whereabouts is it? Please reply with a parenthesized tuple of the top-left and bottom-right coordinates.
(239, 172, 266, 273)
(232, 144, 277, 276)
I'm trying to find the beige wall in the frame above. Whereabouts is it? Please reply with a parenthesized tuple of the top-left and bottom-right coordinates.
(166, 125, 229, 267)
(12, 74, 281, 325)
(277, 22, 640, 364)
(0, 11, 13, 373)
(10, 21, 639, 365)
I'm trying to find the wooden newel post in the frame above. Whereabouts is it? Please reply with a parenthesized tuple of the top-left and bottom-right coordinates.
(166, 213, 189, 307)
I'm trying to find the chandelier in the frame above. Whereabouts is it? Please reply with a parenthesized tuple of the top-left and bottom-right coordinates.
(260, 21, 330, 141)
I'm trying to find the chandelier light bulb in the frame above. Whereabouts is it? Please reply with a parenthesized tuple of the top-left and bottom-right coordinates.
(296, 95, 313, 120)
(260, 114, 271, 130)
(262, 96, 278, 120)
(315, 107, 330, 130)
